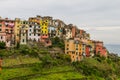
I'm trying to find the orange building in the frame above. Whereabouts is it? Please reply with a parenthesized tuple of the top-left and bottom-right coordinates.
(65, 39, 85, 62)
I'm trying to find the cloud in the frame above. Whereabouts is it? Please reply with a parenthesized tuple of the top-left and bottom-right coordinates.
(0, 0, 120, 44)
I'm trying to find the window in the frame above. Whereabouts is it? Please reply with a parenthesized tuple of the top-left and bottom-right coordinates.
(22, 39, 24, 42)
(0, 29, 1, 31)
(1, 36, 3, 39)
(11, 30, 13, 33)
(76, 57, 78, 61)
(0, 24, 2, 27)
(5, 29, 8, 32)
(29, 25, 32, 28)
(67, 44, 69, 46)
(34, 34, 36, 36)
(72, 52, 74, 54)
(38, 34, 40, 36)
(29, 29, 31, 32)
(29, 33, 31, 36)
(73, 56, 74, 58)
(76, 52, 78, 55)
(76, 48, 78, 50)
(76, 44, 78, 47)
(66, 48, 69, 50)
(23, 21, 26, 24)
(23, 34, 25, 36)
(17, 34, 19, 36)
(6, 24, 8, 27)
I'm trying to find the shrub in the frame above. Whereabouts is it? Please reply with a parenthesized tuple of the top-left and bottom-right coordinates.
(0, 41, 6, 49)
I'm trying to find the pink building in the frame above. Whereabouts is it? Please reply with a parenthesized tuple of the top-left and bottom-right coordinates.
(94, 41, 107, 57)
(0, 18, 15, 47)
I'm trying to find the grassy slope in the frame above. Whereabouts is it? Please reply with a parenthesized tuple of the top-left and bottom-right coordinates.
(0, 47, 120, 80)
(0, 55, 84, 80)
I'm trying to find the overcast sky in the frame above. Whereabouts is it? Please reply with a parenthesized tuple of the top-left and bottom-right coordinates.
(0, 0, 120, 44)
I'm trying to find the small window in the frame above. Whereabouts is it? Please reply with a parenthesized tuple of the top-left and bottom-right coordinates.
(22, 39, 24, 42)
(0, 24, 2, 27)
(1, 36, 3, 39)
(67, 44, 69, 46)
(29, 25, 32, 28)
(76, 48, 78, 50)
(72, 52, 74, 54)
(29, 33, 31, 36)
(66, 48, 69, 50)
(76, 52, 78, 55)
(0, 29, 1, 31)
(76, 44, 78, 47)
(29, 29, 31, 32)
(23, 34, 25, 36)
(38, 34, 40, 36)
(34, 34, 36, 36)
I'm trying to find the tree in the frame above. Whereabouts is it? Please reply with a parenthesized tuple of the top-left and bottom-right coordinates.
(0, 41, 6, 49)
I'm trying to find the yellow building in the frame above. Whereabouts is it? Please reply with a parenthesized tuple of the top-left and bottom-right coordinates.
(14, 18, 22, 45)
(87, 40, 95, 51)
(65, 39, 84, 62)
(14, 19, 29, 45)
(40, 20, 49, 35)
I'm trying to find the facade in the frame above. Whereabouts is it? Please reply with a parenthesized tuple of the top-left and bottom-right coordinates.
(48, 26, 56, 38)
(65, 39, 84, 62)
(94, 41, 107, 57)
(20, 21, 29, 45)
(40, 20, 49, 39)
(0, 18, 15, 47)
(14, 18, 21, 45)
(28, 23, 41, 42)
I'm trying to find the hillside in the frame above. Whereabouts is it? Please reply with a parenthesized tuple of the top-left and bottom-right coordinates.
(0, 45, 120, 80)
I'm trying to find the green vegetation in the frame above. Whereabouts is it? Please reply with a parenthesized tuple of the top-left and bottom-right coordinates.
(50, 37, 65, 50)
(0, 41, 6, 49)
(0, 46, 120, 80)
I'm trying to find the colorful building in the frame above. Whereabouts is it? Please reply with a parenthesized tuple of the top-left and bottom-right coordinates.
(20, 20, 29, 45)
(65, 39, 84, 62)
(0, 18, 15, 47)
(94, 41, 107, 57)
(14, 18, 21, 45)
(40, 20, 49, 39)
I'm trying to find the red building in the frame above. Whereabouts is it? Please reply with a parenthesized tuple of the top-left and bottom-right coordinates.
(85, 45, 92, 57)
(94, 41, 107, 57)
